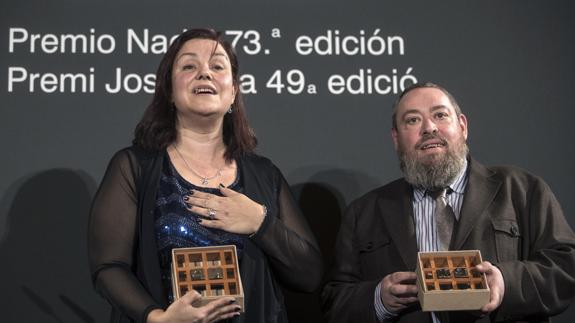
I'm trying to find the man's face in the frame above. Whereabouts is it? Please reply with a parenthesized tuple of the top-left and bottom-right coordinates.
(392, 87, 469, 189)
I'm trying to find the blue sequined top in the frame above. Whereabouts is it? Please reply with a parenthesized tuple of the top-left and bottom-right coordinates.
(154, 156, 244, 301)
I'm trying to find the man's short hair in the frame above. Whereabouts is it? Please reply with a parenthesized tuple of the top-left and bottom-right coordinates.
(392, 82, 462, 130)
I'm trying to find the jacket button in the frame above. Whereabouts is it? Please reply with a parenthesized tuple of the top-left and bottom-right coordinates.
(510, 225, 519, 237)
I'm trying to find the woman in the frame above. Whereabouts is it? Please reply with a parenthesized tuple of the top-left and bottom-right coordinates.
(88, 28, 323, 323)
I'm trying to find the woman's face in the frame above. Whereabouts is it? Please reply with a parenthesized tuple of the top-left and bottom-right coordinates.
(171, 38, 236, 119)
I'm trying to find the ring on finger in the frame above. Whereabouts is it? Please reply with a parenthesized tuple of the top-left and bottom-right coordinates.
(207, 208, 216, 220)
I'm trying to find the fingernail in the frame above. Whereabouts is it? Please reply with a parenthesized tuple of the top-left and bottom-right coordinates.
(183, 196, 189, 201)
(188, 190, 194, 195)
(228, 299, 236, 304)
(235, 306, 241, 311)
(197, 219, 202, 223)
(219, 183, 224, 188)
(185, 203, 192, 208)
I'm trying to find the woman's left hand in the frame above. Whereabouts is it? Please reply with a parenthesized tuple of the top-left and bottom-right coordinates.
(184, 186, 265, 235)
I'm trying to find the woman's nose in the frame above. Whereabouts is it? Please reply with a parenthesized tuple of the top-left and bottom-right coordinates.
(196, 65, 212, 80)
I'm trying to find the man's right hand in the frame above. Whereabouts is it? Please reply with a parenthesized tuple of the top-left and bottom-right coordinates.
(379, 271, 419, 314)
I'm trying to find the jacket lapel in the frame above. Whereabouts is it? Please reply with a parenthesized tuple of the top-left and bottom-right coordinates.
(377, 180, 419, 270)
(451, 158, 501, 250)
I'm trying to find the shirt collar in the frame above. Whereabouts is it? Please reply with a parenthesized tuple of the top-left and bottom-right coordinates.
(413, 159, 469, 202)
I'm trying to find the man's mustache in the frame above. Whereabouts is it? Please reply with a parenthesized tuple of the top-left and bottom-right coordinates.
(415, 133, 448, 150)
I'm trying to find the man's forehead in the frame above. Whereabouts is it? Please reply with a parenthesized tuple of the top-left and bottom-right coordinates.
(398, 88, 453, 113)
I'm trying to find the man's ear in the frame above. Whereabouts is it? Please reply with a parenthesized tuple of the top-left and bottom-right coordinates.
(458, 114, 468, 140)
(392, 127, 399, 151)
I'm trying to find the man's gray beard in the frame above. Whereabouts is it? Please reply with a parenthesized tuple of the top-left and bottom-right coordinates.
(399, 140, 469, 191)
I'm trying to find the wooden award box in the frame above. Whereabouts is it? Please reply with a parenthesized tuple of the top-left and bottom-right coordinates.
(416, 250, 490, 311)
(171, 245, 244, 311)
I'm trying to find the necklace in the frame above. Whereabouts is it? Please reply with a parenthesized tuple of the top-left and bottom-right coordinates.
(173, 144, 222, 185)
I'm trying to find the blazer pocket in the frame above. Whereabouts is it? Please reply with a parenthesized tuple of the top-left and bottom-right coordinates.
(358, 236, 391, 253)
(358, 236, 392, 278)
(491, 219, 521, 262)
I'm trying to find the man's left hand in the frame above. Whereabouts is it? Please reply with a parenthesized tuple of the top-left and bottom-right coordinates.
(475, 261, 505, 314)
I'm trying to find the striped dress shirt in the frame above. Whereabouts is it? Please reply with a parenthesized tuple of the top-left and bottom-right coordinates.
(375, 160, 469, 322)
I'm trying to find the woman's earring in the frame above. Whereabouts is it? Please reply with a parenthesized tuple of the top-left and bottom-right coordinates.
(227, 106, 233, 114)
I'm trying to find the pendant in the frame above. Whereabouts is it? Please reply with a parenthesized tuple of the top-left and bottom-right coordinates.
(201, 177, 209, 185)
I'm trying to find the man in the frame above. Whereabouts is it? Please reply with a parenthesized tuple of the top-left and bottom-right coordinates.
(321, 82, 575, 322)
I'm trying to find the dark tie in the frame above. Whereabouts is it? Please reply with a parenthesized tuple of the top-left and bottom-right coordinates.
(430, 189, 455, 251)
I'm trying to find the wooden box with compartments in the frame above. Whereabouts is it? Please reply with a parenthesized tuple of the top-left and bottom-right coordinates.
(171, 245, 244, 311)
(416, 250, 490, 311)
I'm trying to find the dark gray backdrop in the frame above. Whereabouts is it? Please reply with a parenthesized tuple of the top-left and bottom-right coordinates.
(1, 0, 574, 322)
